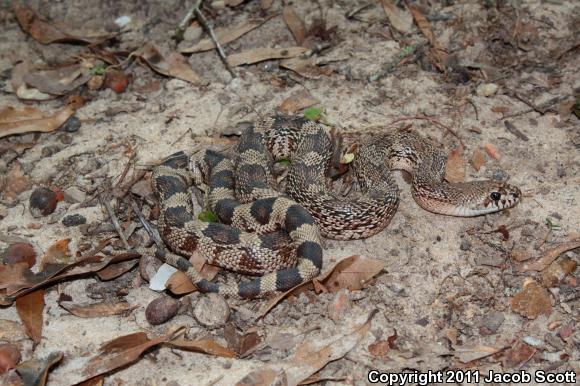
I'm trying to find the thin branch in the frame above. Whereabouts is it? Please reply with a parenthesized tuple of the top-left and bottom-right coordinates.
(129, 196, 164, 249)
(100, 194, 131, 250)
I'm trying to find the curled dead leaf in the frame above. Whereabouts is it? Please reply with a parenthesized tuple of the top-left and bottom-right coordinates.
(59, 301, 138, 318)
(283, 6, 306, 45)
(135, 43, 207, 86)
(39, 239, 72, 272)
(0, 105, 76, 139)
(15, 289, 45, 343)
(15, 351, 63, 386)
(278, 89, 319, 114)
(228, 47, 308, 67)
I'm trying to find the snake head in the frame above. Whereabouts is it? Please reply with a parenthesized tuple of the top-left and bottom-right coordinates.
(460, 181, 522, 216)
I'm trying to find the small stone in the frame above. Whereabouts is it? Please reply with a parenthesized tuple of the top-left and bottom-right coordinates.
(0, 343, 21, 373)
(459, 238, 472, 251)
(63, 186, 86, 203)
(479, 311, 505, 334)
(59, 133, 73, 144)
(193, 293, 230, 328)
(492, 169, 509, 181)
(62, 116, 81, 133)
(184, 25, 203, 41)
(145, 297, 179, 325)
(415, 317, 429, 327)
(3, 242, 36, 267)
(62, 214, 87, 227)
(29, 187, 58, 217)
(476, 83, 499, 97)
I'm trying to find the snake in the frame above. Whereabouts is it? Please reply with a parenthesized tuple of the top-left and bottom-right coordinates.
(150, 114, 521, 298)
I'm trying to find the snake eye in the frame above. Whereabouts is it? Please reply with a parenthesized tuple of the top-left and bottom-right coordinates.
(490, 192, 501, 201)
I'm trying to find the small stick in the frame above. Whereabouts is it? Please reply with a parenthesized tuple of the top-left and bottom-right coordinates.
(387, 115, 465, 147)
(129, 196, 164, 249)
(100, 194, 131, 250)
(193, 5, 236, 78)
(345, 2, 373, 20)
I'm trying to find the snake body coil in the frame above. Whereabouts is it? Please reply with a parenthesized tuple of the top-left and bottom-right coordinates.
(151, 115, 521, 298)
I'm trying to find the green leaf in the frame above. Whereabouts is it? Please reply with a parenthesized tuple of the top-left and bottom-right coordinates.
(304, 106, 325, 122)
(90, 63, 107, 76)
(545, 217, 561, 230)
(277, 158, 291, 165)
(198, 210, 219, 223)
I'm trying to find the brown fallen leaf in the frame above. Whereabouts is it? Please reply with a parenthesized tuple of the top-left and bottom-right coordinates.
(96, 260, 138, 281)
(224, 324, 262, 357)
(166, 251, 219, 295)
(471, 148, 487, 171)
(83, 327, 184, 380)
(284, 310, 377, 385)
(1, 161, 30, 201)
(228, 47, 308, 67)
(135, 43, 206, 86)
(316, 255, 385, 292)
(519, 239, 580, 272)
(181, 18, 274, 53)
(406, 2, 448, 71)
(60, 301, 138, 318)
(12, 1, 110, 45)
(380, 0, 413, 33)
(15, 289, 45, 344)
(280, 58, 332, 79)
(484, 143, 501, 160)
(39, 239, 72, 272)
(15, 352, 62, 386)
(283, 6, 307, 45)
(278, 89, 320, 114)
(260, 0, 274, 10)
(0, 105, 76, 139)
(541, 258, 578, 287)
(23, 64, 91, 96)
(0, 343, 21, 373)
(257, 255, 384, 318)
(168, 339, 236, 358)
(445, 146, 466, 183)
(491, 106, 509, 114)
(236, 368, 282, 386)
(0, 252, 140, 302)
(510, 280, 552, 319)
(502, 341, 536, 368)
(454, 344, 506, 363)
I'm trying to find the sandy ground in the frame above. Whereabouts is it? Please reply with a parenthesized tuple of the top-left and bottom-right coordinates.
(0, 0, 579, 385)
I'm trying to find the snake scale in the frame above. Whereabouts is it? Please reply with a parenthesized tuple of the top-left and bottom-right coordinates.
(151, 114, 521, 298)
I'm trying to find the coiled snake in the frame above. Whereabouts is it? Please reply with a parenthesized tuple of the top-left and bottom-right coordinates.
(150, 115, 521, 298)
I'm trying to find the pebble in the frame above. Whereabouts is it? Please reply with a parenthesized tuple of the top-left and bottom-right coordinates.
(62, 116, 81, 133)
(476, 83, 499, 97)
(193, 293, 230, 328)
(145, 297, 179, 325)
(459, 238, 472, 251)
(29, 187, 58, 217)
(62, 214, 87, 227)
(492, 169, 509, 181)
(63, 186, 86, 204)
(2, 242, 36, 267)
(479, 311, 504, 334)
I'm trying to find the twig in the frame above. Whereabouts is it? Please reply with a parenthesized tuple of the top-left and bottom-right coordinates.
(100, 194, 130, 250)
(506, 91, 546, 114)
(193, 4, 236, 78)
(178, 0, 203, 33)
(503, 120, 529, 141)
(345, 2, 373, 20)
(368, 43, 424, 82)
(129, 196, 164, 249)
(387, 115, 465, 147)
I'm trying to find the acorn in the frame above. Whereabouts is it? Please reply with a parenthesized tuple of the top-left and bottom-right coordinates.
(29, 187, 59, 217)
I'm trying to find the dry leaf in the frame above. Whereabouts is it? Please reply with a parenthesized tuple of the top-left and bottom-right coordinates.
(181, 18, 273, 53)
(454, 344, 505, 363)
(278, 89, 319, 113)
(510, 280, 552, 319)
(260, 0, 274, 10)
(407, 2, 448, 71)
(96, 260, 138, 281)
(60, 301, 138, 318)
(135, 43, 206, 86)
(484, 143, 501, 160)
(224, 324, 262, 357)
(491, 106, 509, 114)
(12, 1, 110, 45)
(15, 352, 62, 386)
(471, 148, 486, 171)
(228, 47, 308, 67)
(0, 344, 21, 373)
(83, 328, 183, 380)
(39, 239, 72, 271)
(0, 105, 76, 139)
(257, 280, 314, 319)
(0, 252, 140, 301)
(316, 255, 385, 292)
(168, 339, 236, 358)
(283, 6, 306, 45)
(1, 161, 30, 201)
(280, 58, 332, 79)
(236, 368, 282, 386)
(502, 341, 536, 368)
(519, 239, 580, 272)
(541, 258, 577, 287)
(445, 146, 466, 182)
(380, 0, 413, 33)
(166, 251, 219, 295)
(15, 289, 45, 343)
(23, 64, 90, 95)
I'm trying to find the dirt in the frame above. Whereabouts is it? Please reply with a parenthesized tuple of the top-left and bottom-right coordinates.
(0, 0, 579, 385)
